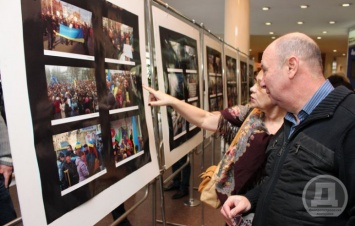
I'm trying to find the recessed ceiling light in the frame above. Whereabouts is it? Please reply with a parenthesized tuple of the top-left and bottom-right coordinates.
(343, 53, 346, 56)
(317, 37, 322, 39)
(333, 50, 337, 52)
(262, 7, 270, 11)
(342, 3, 351, 7)
(271, 36, 276, 39)
(322, 31, 327, 34)
(300, 5, 309, 9)
(269, 32, 274, 35)
(329, 21, 336, 24)
(265, 22, 272, 26)
(297, 21, 304, 25)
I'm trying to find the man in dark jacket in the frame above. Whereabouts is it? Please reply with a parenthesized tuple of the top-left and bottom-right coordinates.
(220, 32, 355, 226)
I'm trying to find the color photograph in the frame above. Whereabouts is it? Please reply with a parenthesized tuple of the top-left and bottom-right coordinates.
(102, 17, 134, 62)
(53, 124, 106, 194)
(45, 65, 98, 120)
(110, 115, 144, 165)
(105, 69, 138, 110)
(41, 0, 94, 56)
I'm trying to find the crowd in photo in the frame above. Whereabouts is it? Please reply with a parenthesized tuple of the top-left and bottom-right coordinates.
(42, 4, 92, 54)
(102, 18, 134, 61)
(111, 119, 144, 163)
(48, 79, 99, 120)
(57, 139, 104, 190)
(106, 70, 137, 109)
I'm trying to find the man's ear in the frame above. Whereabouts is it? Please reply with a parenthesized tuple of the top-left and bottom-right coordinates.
(287, 56, 298, 79)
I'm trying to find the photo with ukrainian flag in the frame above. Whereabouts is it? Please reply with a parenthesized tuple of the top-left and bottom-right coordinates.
(110, 115, 144, 167)
(52, 124, 107, 195)
(41, 0, 94, 56)
(105, 68, 139, 113)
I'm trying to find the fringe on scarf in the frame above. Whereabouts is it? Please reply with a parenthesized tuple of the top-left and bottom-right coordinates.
(217, 116, 240, 145)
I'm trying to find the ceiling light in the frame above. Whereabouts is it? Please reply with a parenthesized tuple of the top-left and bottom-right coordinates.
(322, 31, 327, 34)
(342, 3, 351, 7)
(269, 32, 274, 35)
(262, 7, 270, 11)
(297, 21, 304, 25)
(271, 36, 276, 39)
(265, 22, 272, 25)
(333, 50, 337, 52)
(300, 5, 309, 9)
(329, 21, 336, 24)
(343, 53, 346, 56)
(317, 37, 322, 39)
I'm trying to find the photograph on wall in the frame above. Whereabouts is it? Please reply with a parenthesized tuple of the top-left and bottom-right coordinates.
(110, 115, 144, 166)
(102, 17, 135, 64)
(158, 26, 201, 150)
(45, 65, 99, 123)
(240, 60, 248, 104)
(105, 68, 139, 111)
(226, 55, 237, 107)
(16, 0, 159, 224)
(206, 46, 223, 111)
(53, 124, 106, 195)
(41, 0, 94, 59)
(249, 64, 254, 90)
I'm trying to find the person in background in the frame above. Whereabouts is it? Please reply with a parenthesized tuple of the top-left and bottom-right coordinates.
(57, 152, 65, 190)
(62, 153, 79, 189)
(163, 154, 191, 200)
(0, 114, 17, 225)
(220, 32, 355, 226)
(111, 204, 132, 226)
(76, 151, 89, 182)
(327, 73, 354, 91)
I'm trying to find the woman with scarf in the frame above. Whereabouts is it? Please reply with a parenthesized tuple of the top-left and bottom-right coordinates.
(143, 70, 285, 224)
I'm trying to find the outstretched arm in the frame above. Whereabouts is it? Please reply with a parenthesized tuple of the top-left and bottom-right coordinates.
(143, 85, 220, 131)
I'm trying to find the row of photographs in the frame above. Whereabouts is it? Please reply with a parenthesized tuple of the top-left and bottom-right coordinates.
(42, 0, 136, 64)
(22, 0, 153, 224)
(20, 0, 254, 224)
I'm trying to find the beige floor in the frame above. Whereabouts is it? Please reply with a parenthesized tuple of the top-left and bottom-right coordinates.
(9, 137, 226, 226)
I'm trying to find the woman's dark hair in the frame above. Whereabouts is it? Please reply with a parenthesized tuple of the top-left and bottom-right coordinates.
(328, 74, 354, 91)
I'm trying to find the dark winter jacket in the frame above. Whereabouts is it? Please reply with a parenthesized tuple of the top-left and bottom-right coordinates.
(246, 86, 355, 226)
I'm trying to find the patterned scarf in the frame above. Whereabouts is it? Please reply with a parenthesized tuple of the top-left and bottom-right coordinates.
(215, 108, 266, 195)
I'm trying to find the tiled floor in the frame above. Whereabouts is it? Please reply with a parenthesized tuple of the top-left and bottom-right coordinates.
(9, 137, 226, 226)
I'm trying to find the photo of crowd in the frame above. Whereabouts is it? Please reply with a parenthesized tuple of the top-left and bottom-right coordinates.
(105, 69, 137, 110)
(45, 65, 99, 120)
(53, 125, 105, 192)
(110, 116, 144, 164)
(41, 0, 94, 56)
(102, 17, 134, 62)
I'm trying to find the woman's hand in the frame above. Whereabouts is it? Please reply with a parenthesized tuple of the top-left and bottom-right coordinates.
(142, 84, 177, 107)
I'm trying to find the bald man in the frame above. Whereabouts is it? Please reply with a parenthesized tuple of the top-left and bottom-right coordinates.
(221, 33, 355, 226)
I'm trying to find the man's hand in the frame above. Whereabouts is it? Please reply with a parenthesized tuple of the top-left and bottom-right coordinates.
(220, 195, 251, 226)
(0, 164, 13, 188)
